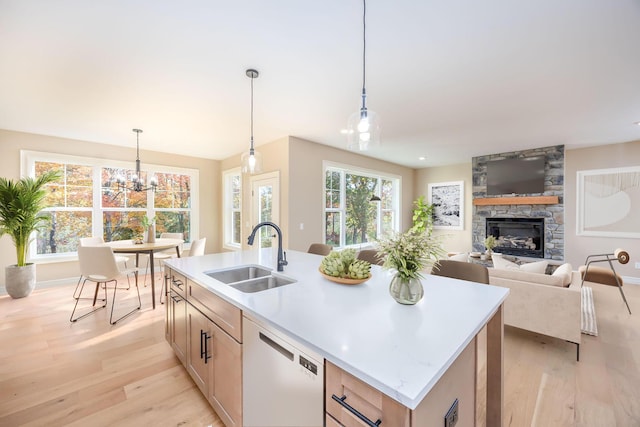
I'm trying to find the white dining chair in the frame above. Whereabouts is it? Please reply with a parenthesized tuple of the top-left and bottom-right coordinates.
(144, 232, 184, 287)
(188, 237, 207, 257)
(71, 245, 141, 324)
(73, 236, 132, 299)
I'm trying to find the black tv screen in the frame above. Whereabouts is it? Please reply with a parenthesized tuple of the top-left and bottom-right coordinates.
(486, 156, 545, 195)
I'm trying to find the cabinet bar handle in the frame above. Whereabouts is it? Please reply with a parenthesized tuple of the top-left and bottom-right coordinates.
(172, 278, 183, 289)
(200, 329, 206, 360)
(331, 394, 382, 427)
(203, 331, 212, 364)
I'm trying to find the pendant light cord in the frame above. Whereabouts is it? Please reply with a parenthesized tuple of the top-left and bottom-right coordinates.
(250, 74, 255, 151)
(361, 0, 367, 111)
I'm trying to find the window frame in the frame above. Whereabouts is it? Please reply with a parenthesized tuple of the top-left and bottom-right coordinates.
(222, 167, 242, 251)
(21, 150, 199, 263)
(322, 161, 401, 249)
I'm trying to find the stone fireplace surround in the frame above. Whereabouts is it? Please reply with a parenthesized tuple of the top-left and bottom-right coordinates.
(472, 145, 564, 261)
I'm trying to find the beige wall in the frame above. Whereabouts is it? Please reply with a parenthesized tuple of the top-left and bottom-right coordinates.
(565, 140, 640, 279)
(222, 136, 415, 253)
(414, 163, 473, 253)
(288, 137, 416, 252)
(0, 129, 220, 286)
(220, 137, 291, 249)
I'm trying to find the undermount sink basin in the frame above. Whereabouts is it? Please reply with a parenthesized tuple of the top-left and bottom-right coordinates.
(205, 264, 296, 293)
(205, 265, 272, 284)
(230, 274, 296, 293)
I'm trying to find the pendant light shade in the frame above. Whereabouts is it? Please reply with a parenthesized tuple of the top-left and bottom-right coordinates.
(241, 68, 263, 175)
(347, 0, 380, 151)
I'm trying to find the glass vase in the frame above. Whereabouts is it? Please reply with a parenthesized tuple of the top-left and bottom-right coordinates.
(389, 273, 424, 305)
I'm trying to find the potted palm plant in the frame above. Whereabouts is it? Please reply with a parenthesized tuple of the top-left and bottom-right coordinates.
(0, 170, 61, 298)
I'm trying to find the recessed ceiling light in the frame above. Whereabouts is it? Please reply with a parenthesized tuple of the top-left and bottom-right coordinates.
(635, 121, 640, 126)
(418, 156, 426, 161)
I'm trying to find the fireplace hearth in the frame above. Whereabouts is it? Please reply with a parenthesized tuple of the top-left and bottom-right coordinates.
(486, 218, 545, 258)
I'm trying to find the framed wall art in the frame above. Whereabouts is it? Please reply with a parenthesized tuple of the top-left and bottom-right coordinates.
(577, 166, 640, 238)
(428, 181, 464, 230)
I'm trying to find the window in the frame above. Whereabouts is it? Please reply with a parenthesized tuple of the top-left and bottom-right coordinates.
(223, 169, 242, 249)
(22, 151, 199, 262)
(323, 162, 400, 248)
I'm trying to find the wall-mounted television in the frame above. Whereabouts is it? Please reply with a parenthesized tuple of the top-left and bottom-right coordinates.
(486, 156, 545, 195)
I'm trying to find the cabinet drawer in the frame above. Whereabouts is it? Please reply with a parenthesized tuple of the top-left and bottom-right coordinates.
(326, 413, 343, 427)
(188, 281, 242, 343)
(168, 268, 187, 299)
(326, 361, 410, 427)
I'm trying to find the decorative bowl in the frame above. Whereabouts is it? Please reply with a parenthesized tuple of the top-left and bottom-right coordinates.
(319, 269, 371, 285)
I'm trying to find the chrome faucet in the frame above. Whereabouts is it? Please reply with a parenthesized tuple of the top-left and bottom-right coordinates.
(247, 221, 288, 272)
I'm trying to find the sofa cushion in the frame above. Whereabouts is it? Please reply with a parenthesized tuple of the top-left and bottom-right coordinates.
(552, 263, 573, 287)
(488, 267, 566, 287)
(519, 260, 549, 274)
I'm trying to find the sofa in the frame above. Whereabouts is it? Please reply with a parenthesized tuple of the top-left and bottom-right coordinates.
(487, 257, 582, 360)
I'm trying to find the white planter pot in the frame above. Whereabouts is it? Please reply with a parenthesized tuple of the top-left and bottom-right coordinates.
(5, 263, 36, 298)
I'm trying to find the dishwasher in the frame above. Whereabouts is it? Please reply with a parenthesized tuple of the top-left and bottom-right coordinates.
(243, 315, 324, 427)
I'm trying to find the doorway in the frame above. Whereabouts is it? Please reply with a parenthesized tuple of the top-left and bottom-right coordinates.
(250, 171, 280, 248)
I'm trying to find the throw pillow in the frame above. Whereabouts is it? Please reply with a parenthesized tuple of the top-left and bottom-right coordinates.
(492, 254, 520, 271)
(448, 253, 469, 262)
(519, 260, 549, 274)
(552, 263, 573, 287)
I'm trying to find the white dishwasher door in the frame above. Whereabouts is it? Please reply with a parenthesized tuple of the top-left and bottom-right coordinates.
(243, 316, 324, 427)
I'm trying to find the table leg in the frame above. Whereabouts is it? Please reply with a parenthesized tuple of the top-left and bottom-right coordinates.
(135, 253, 140, 287)
(150, 251, 156, 309)
(486, 304, 504, 427)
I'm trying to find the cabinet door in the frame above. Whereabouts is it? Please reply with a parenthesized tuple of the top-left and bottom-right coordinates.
(209, 321, 242, 427)
(186, 304, 212, 396)
(170, 291, 188, 366)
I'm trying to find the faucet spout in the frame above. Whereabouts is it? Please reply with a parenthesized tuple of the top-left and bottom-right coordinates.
(247, 221, 288, 272)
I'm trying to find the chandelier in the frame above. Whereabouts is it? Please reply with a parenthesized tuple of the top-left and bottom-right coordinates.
(113, 128, 158, 194)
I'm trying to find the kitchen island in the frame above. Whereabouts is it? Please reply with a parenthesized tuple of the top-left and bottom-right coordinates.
(165, 248, 509, 426)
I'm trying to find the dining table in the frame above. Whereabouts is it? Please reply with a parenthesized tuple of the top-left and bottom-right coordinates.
(106, 238, 183, 309)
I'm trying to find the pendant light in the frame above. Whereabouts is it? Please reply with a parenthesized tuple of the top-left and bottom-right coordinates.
(241, 68, 263, 174)
(113, 128, 158, 195)
(347, 0, 380, 151)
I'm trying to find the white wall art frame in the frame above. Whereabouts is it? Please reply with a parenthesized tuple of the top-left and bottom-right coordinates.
(577, 166, 640, 238)
(428, 181, 464, 230)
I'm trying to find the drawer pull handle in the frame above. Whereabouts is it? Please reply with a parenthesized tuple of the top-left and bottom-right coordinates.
(331, 394, 382, 427)
(172, 278, 183, 289)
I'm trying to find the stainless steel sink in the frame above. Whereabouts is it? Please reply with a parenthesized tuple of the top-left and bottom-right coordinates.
(230, 274, 296, 293)
(205, 265, 272, 284)
(205, 264, 296, 293)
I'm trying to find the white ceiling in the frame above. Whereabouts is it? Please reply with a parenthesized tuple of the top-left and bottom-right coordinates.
(2, 0, 640, 168)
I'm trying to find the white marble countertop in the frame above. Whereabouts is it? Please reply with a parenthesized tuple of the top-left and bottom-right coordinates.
(165, 248, 509, 409)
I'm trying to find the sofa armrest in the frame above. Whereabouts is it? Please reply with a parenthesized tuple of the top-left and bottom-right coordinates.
(489, 271, 582, 344)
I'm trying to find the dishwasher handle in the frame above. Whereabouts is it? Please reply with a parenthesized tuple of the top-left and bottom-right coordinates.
(332, 394, 382, 427)
(259, 332, 294, 361)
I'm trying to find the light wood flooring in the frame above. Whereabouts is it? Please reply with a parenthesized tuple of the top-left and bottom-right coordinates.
(1, 277, 639, 426)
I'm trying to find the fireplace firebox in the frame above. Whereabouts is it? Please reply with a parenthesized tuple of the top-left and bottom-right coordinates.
(486, 218, 545, 258)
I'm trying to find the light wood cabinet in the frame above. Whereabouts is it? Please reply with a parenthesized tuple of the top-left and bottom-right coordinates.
(166, 272, 243, 427)
(326, 336, 477, 427)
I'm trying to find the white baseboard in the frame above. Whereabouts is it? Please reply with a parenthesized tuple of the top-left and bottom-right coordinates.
(623, 276, 640, 285)
(0, 277, 77, 296)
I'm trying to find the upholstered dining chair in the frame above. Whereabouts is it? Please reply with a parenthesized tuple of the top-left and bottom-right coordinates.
(189, 237, 207, 257)
(356, 249, 384, 266)
(71, 245, 141, 324)
(73, 236, 132, 299)
(431, 259, 490, 284)
(307, 243, 332, 256)
(144, 232, 184, 287)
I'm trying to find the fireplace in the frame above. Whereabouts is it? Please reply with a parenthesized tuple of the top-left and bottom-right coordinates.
(486, 218, 545, 258)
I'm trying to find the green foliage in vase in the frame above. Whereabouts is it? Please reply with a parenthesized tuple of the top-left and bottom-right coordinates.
(411, 195, 434, 235)
(141, 215, 156, 229)
(484, 235, 497, 251)
(0, 170, 62, 266)
(377, 228, 445, 280)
